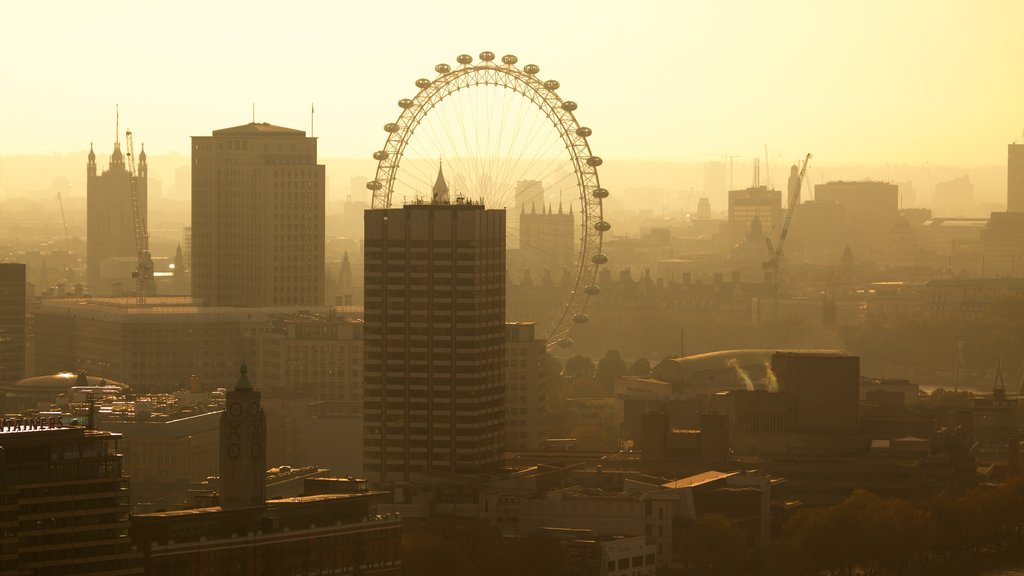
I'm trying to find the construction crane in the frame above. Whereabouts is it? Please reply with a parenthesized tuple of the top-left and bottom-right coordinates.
(124, 130, 155, 302)
(764, 153, 812, 320)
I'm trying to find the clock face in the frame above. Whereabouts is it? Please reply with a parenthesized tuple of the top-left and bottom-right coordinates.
(248, 402, 260, 416)
(230, 402, 243, 417)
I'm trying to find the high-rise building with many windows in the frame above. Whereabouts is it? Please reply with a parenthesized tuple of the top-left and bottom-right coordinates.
(191, 122, 324, 306)
(363, 167, 506, 484)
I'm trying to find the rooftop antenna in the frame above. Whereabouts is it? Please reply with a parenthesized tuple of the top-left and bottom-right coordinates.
(311, 103, 315, 137)
(252, 103, 255, 124)
(115, 104, 120, 147)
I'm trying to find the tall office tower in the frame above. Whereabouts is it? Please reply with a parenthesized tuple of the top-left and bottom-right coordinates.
(519, 202, 575, 275)
(87, 137, 148, 294)
(814, 181, 898, 253)
(0, 264, 25, 388)
(1010, 143, 1024, 212)
(0, 422, 141, 574)
(191, 122, 325, 306)
(363, 167, 506, 484)
(219, 364, 267, 509)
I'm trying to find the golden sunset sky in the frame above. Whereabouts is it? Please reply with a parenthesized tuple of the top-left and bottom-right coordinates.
(2, 0, 1022, 166)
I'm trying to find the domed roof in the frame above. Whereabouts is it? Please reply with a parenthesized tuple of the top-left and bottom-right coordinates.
(1, 372, 129, 396)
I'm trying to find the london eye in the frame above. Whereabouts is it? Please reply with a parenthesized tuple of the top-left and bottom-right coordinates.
(367, 51, 610, 348)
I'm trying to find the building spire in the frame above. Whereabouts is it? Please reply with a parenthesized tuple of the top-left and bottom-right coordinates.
(432, 161, 450, 204)
(236, 362, 252, 391)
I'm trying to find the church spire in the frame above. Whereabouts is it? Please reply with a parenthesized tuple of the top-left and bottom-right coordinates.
(432, 161, 450, 204)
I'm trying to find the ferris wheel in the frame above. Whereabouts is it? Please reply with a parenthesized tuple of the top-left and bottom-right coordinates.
(367, 51, 611, 348)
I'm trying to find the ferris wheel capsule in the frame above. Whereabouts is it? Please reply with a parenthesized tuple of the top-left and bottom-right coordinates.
(369, 54, 607, 349)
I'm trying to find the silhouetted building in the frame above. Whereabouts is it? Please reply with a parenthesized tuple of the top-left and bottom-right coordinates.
(220, 364, 267, 509)
(131, 366, 401, 575)
(33, 296, 335, 393)
(1009, 143, 1024, 212)
(0, 421, 141, 574)
(0, 264, 25, 389)
(191, 122, 325, 306)
(363, 167, 506, 484)
(728, 186, 781, 243)
(981, 211, 1024, 276)
(506, 322, 547, 450)
(87, 138, 148, 294)
(258, 312, 363, 403)
(933, 175, 975, 216)
(518, 201, 575, 279)
(814, 181, 898, 253)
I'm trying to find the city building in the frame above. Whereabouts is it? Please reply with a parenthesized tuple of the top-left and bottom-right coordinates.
(257, 311, 363, 404)
(932, 175, 975, 216)
(0, 263, 26, 388)
(728, 186, 781, 244)
(191, 122, 325, 306)
(814, 181, 898, 253)
(220, 363, 267, 509)
(981, 211, 1024, 277)
(33, 296, 334, 393)
(0, 419, 141, 575)
(1009, 142, 1024, 213)
(363, 167, 506, 484)
(516, 202, 575, 277)
(87, 137, 147, 295)
(130, 367, 401, 575)
(506, 322, 547, 451)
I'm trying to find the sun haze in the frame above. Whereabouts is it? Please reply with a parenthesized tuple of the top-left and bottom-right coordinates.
(1, 0, 1021, 165)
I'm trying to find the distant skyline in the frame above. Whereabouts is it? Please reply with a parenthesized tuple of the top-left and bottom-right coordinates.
(2, 1, 1023, 166)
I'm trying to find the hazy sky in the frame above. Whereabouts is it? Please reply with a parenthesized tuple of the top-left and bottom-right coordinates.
(2, 0, 1022, 166)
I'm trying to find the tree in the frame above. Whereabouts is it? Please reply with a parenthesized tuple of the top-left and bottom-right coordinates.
(680, 513, 747, 573)
(595, 350, 627, 392)
(564, 355, 594, 379)
(628, 357, 651, 376)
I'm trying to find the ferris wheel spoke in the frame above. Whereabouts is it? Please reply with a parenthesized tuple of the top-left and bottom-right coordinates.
(371, 53, 608, 346)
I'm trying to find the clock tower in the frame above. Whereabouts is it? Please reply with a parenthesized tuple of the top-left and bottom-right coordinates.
(219, 363, 267, 509)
